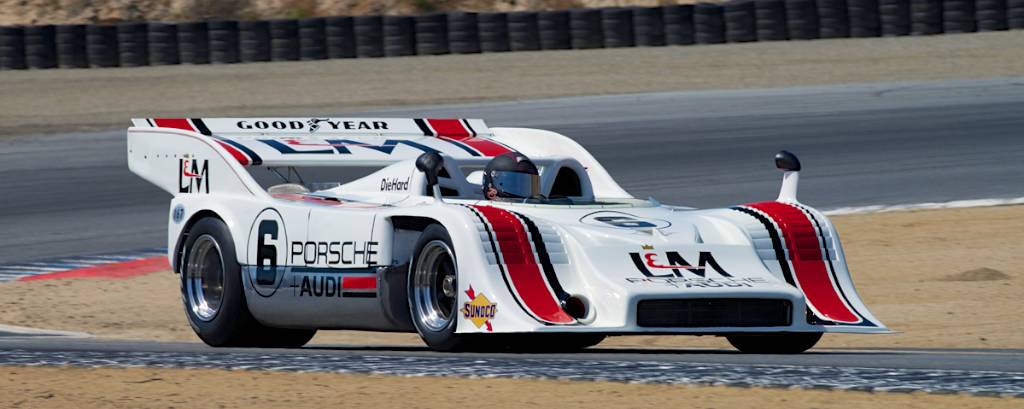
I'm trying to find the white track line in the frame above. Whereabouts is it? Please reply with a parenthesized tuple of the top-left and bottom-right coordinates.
(0, 265, 66, 272)
(824, 197, 1024, 216)
(0, 324, 90, 338)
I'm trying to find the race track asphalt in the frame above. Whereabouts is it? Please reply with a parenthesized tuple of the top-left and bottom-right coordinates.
(0, 337, 1021, 396)
(2, 77, 1022, 264)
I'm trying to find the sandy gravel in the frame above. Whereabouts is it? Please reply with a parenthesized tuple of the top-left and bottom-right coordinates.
(1, 30, 1022, 136)
(1, 366, 1020, 409)
(0, 205, 1019, 350)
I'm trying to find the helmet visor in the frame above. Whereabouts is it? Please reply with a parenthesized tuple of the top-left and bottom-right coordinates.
(492, 171, 541, 199)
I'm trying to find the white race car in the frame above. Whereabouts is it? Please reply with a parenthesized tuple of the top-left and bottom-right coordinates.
(128, 117, 888, 353)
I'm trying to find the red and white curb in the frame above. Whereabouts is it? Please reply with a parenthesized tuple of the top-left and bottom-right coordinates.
(0, 248, 169, 283)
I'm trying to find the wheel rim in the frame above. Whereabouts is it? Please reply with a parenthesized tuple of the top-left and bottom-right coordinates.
(413, 240, 458, 332)
(185, 234, 225, 322)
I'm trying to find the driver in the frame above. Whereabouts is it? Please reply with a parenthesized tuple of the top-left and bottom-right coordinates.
(482, 152, 542, 200)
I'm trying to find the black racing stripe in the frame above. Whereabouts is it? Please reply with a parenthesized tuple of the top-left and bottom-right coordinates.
(145, 118, 155, 127)
(212, 135, 264, 166)
(731, 206, 797, 286)
(190, 118, 213, 136)
(511, 211, 569, 303)
(794, 204, 875, 327)
(461, 119, 478, 137)
(459, 204, 542, 325)
(342, 292, 377, 298)
(414, 119, 434, 136)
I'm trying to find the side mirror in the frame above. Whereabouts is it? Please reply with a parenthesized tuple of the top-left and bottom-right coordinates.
(775, 150, 801, 171)
(774, 150, 800, 203)
(415, 152, 445, 192)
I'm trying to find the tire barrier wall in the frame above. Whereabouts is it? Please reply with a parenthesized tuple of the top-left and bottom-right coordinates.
(354, 15, 384, 58)
(1, 0, 1020, 70)
(725, 1, 758, 43)
(633, 7, 667, 46)
(148, 23, 179, 66)
(757, 0, 790, 41)
(300, 18, 328, 60)
(539, 10, 572, 50)
(208, 20, 239, 64)
(508, 12, 541, 51)
(664, 5, 696, 45)
(787, 0, 822, 39)
(479, 12, 511, 52)
(602, 8, 636, 48)
(239, 20, 270, 62)
(177, 21, 210, 64)
(415, 13, 448, 55)
(269, 19, 300, 61)
(695, 3, 727, 44)
(384, 15, 416, 57)
(24, 25, 57, 69)
(449, 12, 482, 54)
(117, 23, 149, 67)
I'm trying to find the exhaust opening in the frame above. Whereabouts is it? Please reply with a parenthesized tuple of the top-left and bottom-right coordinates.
(561, 295, 589, 320)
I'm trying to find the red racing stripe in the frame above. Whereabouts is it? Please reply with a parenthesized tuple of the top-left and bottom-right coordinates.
(426, 118, 512, 157)
(745, 202, 861, 323)
(214, 140, 251, 166)
(153, 118, 196, 132)
(342, 276, 377, 290)
(472, 205, 574, 324)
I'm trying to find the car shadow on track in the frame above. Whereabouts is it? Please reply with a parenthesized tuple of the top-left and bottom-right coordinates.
(301, 344, 912, 357)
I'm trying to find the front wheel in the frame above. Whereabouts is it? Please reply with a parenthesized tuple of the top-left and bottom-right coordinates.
(726, 332, 823, 354)
(408, 224, 472, 351)
(181, 217, 316, 348)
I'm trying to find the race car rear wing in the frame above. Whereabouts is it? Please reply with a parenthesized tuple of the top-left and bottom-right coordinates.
(129, 117, 513, 167)
(127, 117, 514, 197)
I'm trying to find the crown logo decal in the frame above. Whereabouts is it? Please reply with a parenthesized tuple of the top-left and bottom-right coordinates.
(641, 244, 654, 250)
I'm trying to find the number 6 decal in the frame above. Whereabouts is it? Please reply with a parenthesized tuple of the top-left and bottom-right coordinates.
(248, 208, 288, 297)
(580, 211, 671, 230)
(255, 220, 278, 285)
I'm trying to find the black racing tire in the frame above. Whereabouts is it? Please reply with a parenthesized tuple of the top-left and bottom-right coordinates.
(408, 224, 472, 351)
(181, 217, 316, 348)
(726, 332, 823, 354)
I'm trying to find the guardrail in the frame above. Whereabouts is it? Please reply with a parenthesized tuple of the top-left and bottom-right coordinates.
(2, 0, 1022, 70)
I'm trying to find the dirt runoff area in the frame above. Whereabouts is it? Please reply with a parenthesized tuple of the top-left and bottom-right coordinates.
(0, 204, 1020, 350)
(1, 30, 1023, 136)
(1, 366, 1019, 409)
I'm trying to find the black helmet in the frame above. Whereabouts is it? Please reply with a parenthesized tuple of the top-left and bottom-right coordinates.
(482, 152, 541, 200)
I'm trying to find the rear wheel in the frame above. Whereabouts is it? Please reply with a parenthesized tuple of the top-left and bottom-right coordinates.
(726, 332, 823, 354)
(181, 217, 316, 348)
